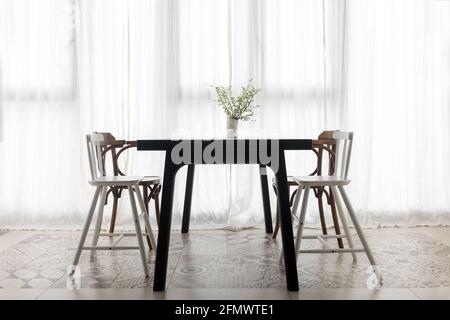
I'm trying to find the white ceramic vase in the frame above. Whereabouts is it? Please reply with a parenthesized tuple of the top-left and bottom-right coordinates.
(226, 118, 239, 138)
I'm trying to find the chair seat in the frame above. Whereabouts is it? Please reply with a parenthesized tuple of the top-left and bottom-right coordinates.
(292, 175, 351, 187)
(89, 176, 144, 186)
(139, 176, 160, 185)
(272, 176, 298, 186)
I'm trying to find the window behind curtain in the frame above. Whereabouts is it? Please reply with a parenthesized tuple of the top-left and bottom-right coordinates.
(0, 0, 76, 100)
(262, 0, 326, 98)
(177, 0, 230, 99)
(176, 0, 334, 101)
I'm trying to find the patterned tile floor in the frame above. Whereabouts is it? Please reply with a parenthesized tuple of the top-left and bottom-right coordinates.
(0, 228, 449, 290)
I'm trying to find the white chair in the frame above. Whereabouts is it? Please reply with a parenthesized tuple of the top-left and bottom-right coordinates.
(69, 133, 156, 278)
(289, 131, 382, 283)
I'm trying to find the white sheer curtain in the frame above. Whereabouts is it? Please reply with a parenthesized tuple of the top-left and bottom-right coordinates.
(0, 0, 82, 228)
(0, 0, 449, 229)
(343, 0, 450, 225)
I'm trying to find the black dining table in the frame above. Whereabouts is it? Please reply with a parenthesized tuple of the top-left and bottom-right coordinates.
(137, 138, 312, 291)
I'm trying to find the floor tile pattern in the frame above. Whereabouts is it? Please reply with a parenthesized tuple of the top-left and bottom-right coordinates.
(0, 229, 448, 289)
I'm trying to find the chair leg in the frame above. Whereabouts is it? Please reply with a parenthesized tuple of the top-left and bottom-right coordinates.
(331, 186, 357, 261)
(328, 189, 344, 248)
(338, 185, 382, 283)
(294, 186, 309, 261)
(272, 206, 280, 239)
(135, 186, 157, 251)
(109, 192, 119, 234)
(128, 186, 149, 277)
(154, 185, 161, 227)
(141, 185, 153, 250)
(143, 184, 150, 213)
(317, 191, 328, 236)
(91, 186, 107, 250)
(291, 185, 303, 221)
(272, 185, 280, 239)
(70, 186, 102, 274)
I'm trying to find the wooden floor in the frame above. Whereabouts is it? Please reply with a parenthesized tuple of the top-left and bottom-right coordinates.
(0, 227, 449, 300)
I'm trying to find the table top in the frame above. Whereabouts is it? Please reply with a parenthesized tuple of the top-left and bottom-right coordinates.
(136, 139, 313, 151)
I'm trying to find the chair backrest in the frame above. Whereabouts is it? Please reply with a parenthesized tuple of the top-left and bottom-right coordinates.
(86, 133, 107, 181)
(332, 131, 354, 180)
(312, 130, 339, 177)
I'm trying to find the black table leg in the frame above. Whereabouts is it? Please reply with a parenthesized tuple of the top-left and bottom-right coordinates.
(153, 156, 181, 291)
(272, 151, 299, 291)
(181, 164, 195, 234)
(259, 164, 273, 234)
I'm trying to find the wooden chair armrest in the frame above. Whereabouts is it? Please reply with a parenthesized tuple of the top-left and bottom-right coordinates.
(125, 140, 137, 147)
(312, 139, 336, 146)
(318, 130, 337, 140)
(97, 140, 127, 147)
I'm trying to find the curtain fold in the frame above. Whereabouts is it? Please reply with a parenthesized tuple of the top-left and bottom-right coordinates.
(344, 0, 450, 225)
(0, 0, 449, 229)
